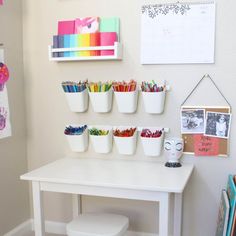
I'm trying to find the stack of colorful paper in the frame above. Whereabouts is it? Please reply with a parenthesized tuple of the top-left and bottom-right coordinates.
(52, 17, 120, 58)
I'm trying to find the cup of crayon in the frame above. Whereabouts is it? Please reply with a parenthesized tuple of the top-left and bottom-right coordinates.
(140, 127, 164, 157)
(113, 126, 137, 155)
(141, 81, 167, 114)
(88, 82, 113, 113)
(113, 80, 138, 113)
(89, 125, 113, 154)
(64, 125, 88, 152)
(62, 81, 88, 112)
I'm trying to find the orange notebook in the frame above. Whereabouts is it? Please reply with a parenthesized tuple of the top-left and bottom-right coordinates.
(90, 33, 100, 56)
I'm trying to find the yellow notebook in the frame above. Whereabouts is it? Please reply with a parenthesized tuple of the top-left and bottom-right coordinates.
(77, 34, 90, 56)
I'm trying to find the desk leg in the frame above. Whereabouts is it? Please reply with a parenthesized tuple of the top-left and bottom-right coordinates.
(174, 193, 182, 236)
(72, 194, 81, 217)
(159, 193, 170, 236)
(32, 181, 45, 236)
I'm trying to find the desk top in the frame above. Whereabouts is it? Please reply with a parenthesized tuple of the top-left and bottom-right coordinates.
(21, 158, 194, 193)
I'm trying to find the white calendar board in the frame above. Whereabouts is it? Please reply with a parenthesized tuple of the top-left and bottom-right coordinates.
(0, 49, 11, 139)
(141, 2, 215, 64)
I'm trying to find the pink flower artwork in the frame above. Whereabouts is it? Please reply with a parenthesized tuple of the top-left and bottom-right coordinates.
(0, 107, 7, 130)
(0, 62, 9, 91)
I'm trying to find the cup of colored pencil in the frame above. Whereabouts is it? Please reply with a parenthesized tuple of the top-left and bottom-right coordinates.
(62, 80, 89, 112)
(141, 81, 167, 114)
(113, 80, 138, 113)
(88, 81, 113, 113)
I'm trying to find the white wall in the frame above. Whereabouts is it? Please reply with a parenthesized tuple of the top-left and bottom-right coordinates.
(22, 0, 236, 235)
(0, 0, 30, 235)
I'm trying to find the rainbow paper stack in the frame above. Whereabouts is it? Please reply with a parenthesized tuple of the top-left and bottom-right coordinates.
(52, 17, 120, 58)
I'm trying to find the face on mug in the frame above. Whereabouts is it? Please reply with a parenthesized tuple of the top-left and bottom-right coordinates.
(164, 138, 184, 162)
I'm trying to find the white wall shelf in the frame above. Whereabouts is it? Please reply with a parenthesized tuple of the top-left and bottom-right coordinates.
(48, 42, 122, 61)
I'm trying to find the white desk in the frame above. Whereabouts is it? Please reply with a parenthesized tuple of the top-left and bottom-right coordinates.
(21, 158, 193, 236)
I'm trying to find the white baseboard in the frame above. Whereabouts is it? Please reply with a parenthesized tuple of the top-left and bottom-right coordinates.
(3, 220, 32, 236)
(126, 232, 158, 236)
(5, 218, 158, 236)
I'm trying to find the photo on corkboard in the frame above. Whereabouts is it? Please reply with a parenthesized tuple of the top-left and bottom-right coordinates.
(181, 109, 205, 134)
(205, 112, 231, 139)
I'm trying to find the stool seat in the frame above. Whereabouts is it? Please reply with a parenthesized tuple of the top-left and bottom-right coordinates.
(66, 213, 129, 236)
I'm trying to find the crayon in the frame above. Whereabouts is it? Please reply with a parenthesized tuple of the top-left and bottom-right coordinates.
(64, 125, 87, 135)
(113, 128, 136, 137)
(89, 128, 109, 136)
(141, 129, 163, 138)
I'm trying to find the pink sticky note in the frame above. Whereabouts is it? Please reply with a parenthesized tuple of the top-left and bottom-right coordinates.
(0, 0, 3, 5)
(100, 32, 117, 56)
(193, 134, 219, 156)
(58, 20, 75, 35)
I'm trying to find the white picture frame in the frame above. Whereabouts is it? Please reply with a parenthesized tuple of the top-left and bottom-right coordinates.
(204, 112, 232, 139)
(181, 108, 205, 134)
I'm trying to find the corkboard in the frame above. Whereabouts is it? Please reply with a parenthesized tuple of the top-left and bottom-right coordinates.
(182, 106, 230, 157)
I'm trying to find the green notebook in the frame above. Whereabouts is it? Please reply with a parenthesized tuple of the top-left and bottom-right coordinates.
(99, 17, 120, 41)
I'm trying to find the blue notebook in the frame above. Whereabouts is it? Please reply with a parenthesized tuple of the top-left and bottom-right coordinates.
(63, 35, 70, 57)
(52, 35, 59, 58)
(226, 175, 236, 236)
(69, 34, 77, 57)
(58, 35, 64, 57)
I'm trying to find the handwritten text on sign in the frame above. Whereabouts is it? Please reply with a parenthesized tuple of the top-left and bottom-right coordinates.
(194, 134, 219, 156)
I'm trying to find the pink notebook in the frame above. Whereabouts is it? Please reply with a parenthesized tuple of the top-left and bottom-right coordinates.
(58, 20, 75, 35)
(100, 32, 117, 56)
(75, 17, 99, 34)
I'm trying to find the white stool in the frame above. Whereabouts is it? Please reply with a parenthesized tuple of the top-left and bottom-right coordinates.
(66, 213, 129, 236)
